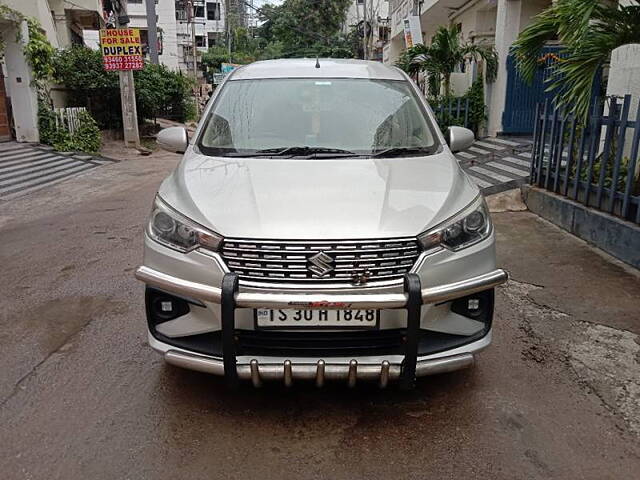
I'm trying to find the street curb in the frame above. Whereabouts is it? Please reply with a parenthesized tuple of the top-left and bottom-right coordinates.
(522, 185, 640, 269)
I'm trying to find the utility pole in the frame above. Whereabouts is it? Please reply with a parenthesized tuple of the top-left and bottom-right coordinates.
(188, 1, 198, 79)
(145, 0, 160, 64)
(115, 0, 140, 148)
(362, 0, 368, 60)
(226, 0, 232, 58)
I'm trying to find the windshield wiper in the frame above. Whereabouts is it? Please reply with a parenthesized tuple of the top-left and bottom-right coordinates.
(253, 146, 358, 157)
(219, 146, 358, 158)
(370, 146, 436, 158)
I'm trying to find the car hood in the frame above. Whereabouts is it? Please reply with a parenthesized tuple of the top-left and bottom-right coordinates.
(158, 149, 478, 240)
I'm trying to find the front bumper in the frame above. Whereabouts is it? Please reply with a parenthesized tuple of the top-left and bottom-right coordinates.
(135, 266, 507, 310)
(136, 266, 507, 388)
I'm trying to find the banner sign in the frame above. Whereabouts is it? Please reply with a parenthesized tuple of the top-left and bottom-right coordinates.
(100, 28, 144, 71)
(403, 16, 423, 48)
(221, 63, 241, 75)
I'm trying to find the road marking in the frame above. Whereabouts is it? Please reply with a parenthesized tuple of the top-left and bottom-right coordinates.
(474, 140, 506, 151)
(469, 146, 491, 155)
(519, 152, 532, 158)
(470, 166, 514, 183)
(486, 161, 529, 177)
(456, 151, 476, 159)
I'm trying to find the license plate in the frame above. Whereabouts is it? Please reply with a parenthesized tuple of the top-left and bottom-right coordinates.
(255, 308, 379, 329)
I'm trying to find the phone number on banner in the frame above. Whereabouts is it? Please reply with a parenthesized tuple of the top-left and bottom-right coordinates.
(103, 56, 144, 71)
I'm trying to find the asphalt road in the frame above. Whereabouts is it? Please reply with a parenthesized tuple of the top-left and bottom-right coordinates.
(1, 150, 639, 479)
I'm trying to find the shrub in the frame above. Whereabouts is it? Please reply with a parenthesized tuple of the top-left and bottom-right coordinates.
(38, 102, 102, 154)
(52, 46, 196, 127)
(134, 63, 195, 123)
(52, 46, 120, 128)
(432, 75, 486, 135)
(38, 98, 58, 145)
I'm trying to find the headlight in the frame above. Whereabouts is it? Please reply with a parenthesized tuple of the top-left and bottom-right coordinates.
(147, 196, 223, 252)
(418, 196, 492, 251)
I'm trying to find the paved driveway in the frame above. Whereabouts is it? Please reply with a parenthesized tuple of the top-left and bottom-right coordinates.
(0, 151, 638, 479)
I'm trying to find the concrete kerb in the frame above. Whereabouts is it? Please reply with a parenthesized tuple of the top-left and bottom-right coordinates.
(521, 185, 640, 269)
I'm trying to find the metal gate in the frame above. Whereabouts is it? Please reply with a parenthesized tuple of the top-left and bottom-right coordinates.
(502, 46, 566, 135)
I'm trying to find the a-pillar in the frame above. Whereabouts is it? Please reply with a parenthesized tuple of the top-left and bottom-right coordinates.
(4, 20, 39, 143)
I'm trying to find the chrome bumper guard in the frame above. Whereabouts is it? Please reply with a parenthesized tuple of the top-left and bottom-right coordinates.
(136, 267, 507, 388)
(164, 350, 476, 388)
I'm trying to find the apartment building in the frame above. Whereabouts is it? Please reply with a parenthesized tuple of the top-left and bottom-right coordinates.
(126, 0, 181, 70)
(344, 0, 391, 62)
(124, 1, 246, 75)
(175, 0, 227, 74)
(383, 0, 554, 136)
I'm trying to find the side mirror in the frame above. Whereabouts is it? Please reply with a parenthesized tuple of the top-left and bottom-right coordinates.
(446, 126, 474, 153)
(156, 127, 188, 154)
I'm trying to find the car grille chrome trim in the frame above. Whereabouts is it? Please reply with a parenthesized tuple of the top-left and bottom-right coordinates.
(220, 237, 421, 284)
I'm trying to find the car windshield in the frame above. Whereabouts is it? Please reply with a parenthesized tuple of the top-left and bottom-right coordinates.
(198, 78, 439, 158)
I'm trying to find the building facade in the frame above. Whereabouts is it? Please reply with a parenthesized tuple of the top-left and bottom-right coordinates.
(126, 0, 182, 70)
(123, 1, 241, 75)
(175, 0, 227, 75)
(383, 0, 554, 136)
(344, 0, 391, 62)
(0, 0, 103, 142)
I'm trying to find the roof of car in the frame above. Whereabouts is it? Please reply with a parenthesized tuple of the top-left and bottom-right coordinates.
(229, 58, 406, 81)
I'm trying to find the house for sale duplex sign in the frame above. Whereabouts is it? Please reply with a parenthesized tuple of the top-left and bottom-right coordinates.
(100, 28, 144, 71)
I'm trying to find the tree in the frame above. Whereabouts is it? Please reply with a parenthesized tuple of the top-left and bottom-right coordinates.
(257, 0, 354, 58)
(512, 0, 640, 119)
(396, 25, 497, 97)
(200, 27, 262, 73)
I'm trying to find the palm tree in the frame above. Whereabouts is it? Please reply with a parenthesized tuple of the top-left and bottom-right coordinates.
(397, 25, 498, 97)
(512, 0, 640, 119)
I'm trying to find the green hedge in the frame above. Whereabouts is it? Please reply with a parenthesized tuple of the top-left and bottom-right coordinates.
(38, 102, 102, 154)
(52, 46, 195, 129)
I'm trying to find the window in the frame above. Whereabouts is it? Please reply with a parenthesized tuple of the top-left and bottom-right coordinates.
(199, 78, 438, 156)
(194, 5, 205, 17)
(379, 26, 390, 43)
(195, 35, 205, 47)
(207, 32, 221, 47)
(207, 2, 221, 21)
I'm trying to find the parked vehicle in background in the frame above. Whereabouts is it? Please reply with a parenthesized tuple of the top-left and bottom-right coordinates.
(136, 59, 508, 388)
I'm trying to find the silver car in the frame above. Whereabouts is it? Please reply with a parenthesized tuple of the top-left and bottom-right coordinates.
(136, 58, 507, 389)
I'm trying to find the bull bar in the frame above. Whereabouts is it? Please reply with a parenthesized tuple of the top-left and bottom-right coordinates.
(136, 266, 508, 388)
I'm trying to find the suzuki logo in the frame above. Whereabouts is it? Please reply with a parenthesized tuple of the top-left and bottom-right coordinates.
(308, 251, 334, 277)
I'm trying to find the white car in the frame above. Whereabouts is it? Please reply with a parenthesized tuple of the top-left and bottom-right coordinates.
(136, 58, 507, 389)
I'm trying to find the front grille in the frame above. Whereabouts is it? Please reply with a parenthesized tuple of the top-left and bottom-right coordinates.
(220, 237, 421, 284)
(236, 329, 407, 357)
